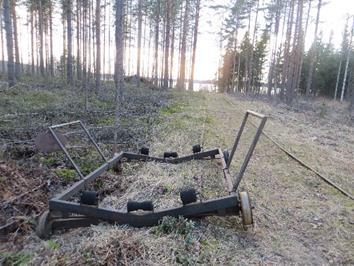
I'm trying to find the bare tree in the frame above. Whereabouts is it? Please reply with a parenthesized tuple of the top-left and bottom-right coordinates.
(177, 0, 190, 90)
(188, 0, 201, 91)
(305, 0, 322, 97)
(66, 0, 73, 84)
(163, 0, 172, 89)
(136, 0, 142, 87)
(340, 17, 354, 102)
(95, 0, 101, 92)
(114, 0, 125, 152)
(3, 0, 15, 86)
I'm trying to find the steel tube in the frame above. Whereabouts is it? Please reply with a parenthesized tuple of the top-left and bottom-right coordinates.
(233, 117, 267, 190)
(49, 127, 84, 179)
(49, 195, 239, 227)
(227, 112, 249, 168)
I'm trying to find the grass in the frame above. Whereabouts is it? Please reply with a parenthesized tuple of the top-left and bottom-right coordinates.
(54, 168, 77, 182)
(1, 85, 353, 265)
(0, 251, 32, 266)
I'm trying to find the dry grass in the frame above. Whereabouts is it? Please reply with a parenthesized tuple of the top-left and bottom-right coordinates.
(1, 90, 353, 265)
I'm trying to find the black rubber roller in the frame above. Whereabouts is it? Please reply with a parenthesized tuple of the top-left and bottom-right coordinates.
(80, 191, 98, 206)
(223, 150, 230, 165)
(127, 201, 154, 212)
(140, 147, 149, 156)
(180, 188, 197, 205)
(164, 151, 178, 158)
(192, 144, 202, 154)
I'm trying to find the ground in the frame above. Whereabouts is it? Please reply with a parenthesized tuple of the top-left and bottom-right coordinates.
(0, 81, 353, 265)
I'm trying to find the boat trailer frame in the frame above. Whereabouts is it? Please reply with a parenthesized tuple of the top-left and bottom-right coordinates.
(36, 110, 267, 239)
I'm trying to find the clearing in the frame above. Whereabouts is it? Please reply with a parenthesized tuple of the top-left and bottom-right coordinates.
(0, 84, 353, 265)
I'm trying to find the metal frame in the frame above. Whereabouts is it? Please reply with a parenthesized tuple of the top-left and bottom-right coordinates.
(38, 110, 267, 238)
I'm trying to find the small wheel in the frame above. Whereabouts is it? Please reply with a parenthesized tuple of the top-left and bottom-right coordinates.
(180, 188, 197, 205)
(223, 150, 230, 165)
(36, 210, 53, 239)
(239, 191, 253, 229)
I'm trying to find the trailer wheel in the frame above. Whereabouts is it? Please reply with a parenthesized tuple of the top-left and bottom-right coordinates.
(36, 210, 53, 239)
(239, 191, 253, 229)
(223, 150, 230, 165)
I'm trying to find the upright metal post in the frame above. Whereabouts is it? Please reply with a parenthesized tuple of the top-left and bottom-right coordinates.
(227, 113, 249, 168)
(232, 116, 267, 191)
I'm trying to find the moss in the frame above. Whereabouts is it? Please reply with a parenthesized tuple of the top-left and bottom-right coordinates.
(54, 168, 77, 182)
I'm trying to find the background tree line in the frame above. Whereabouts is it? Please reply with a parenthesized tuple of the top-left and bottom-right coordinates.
(217, 0, 354, 108)
(0, 0, 202, 92)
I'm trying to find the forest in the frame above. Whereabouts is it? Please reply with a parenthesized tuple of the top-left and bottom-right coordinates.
(0, 0, 353, 265)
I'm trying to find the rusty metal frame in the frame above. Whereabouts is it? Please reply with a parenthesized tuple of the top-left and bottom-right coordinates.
(39, 110, 267, 237)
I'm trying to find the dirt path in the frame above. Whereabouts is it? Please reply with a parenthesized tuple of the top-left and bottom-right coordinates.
(1, 90, 353, 265)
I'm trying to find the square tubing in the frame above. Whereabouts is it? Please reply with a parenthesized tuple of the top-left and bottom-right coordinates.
(49, 126, 84, 179)
(78, 121, 107, 162)
(227, 113, 249, 169)
(49, 195, 239, 227)
(55, 152, 124, 200)
(49, 120, 107, 179)
(233, 116, 267, 190)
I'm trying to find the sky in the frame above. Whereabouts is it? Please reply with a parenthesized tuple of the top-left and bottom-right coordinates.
(5, 0, 354, 81)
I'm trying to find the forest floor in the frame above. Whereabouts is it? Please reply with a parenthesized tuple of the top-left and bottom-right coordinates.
(0, 80, 353, 265)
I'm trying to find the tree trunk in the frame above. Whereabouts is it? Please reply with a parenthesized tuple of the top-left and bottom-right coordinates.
(340, 17, 354, 102)
(11, 1, 20, 78)
(38, 0, 45, 76)
(280, 0, 295, 100)
(114, 0, 125, 152)
(296, 0, 311, 93)
(177, 0, 190, 90)
(163, 0, 171, 89)
(267, 0, 282, 97)
(66, 0, 73, 84)
(49, 0, 54, 76)
(305, 0, 322, 97)
(188, 0, 201, 91)
(169, 11, 175, 88)
(153, 0, 160, 86)
(0, 3, 5, 72)
(3, 0, 15, 86)
(136, 0, 142, 87)
(247, 0, 260, 92)
(76, 0, 81, 80)
(95, 0, 101, 92)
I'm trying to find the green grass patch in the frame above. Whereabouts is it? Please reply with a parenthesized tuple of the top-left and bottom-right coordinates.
(0, 251, 32, 266)
(152, 216, 195, 236)
(161, 103, 184, 115)
(54, 168, 77, 182)
(46, 240, 61, 250)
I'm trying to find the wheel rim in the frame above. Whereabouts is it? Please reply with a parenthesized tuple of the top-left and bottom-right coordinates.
(239, 191, 253, 228)
(36, 210, 53, 239)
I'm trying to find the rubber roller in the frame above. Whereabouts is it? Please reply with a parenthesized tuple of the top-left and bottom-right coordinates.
(140, 147, 149, 156)
(223, 150, 230, 165)
(127, 201, 154, 212)
(192, 144, 202, 154)
(164, 151, 178, 158)
(80, 191, 98, 206)
(180, 188, 197, 205)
